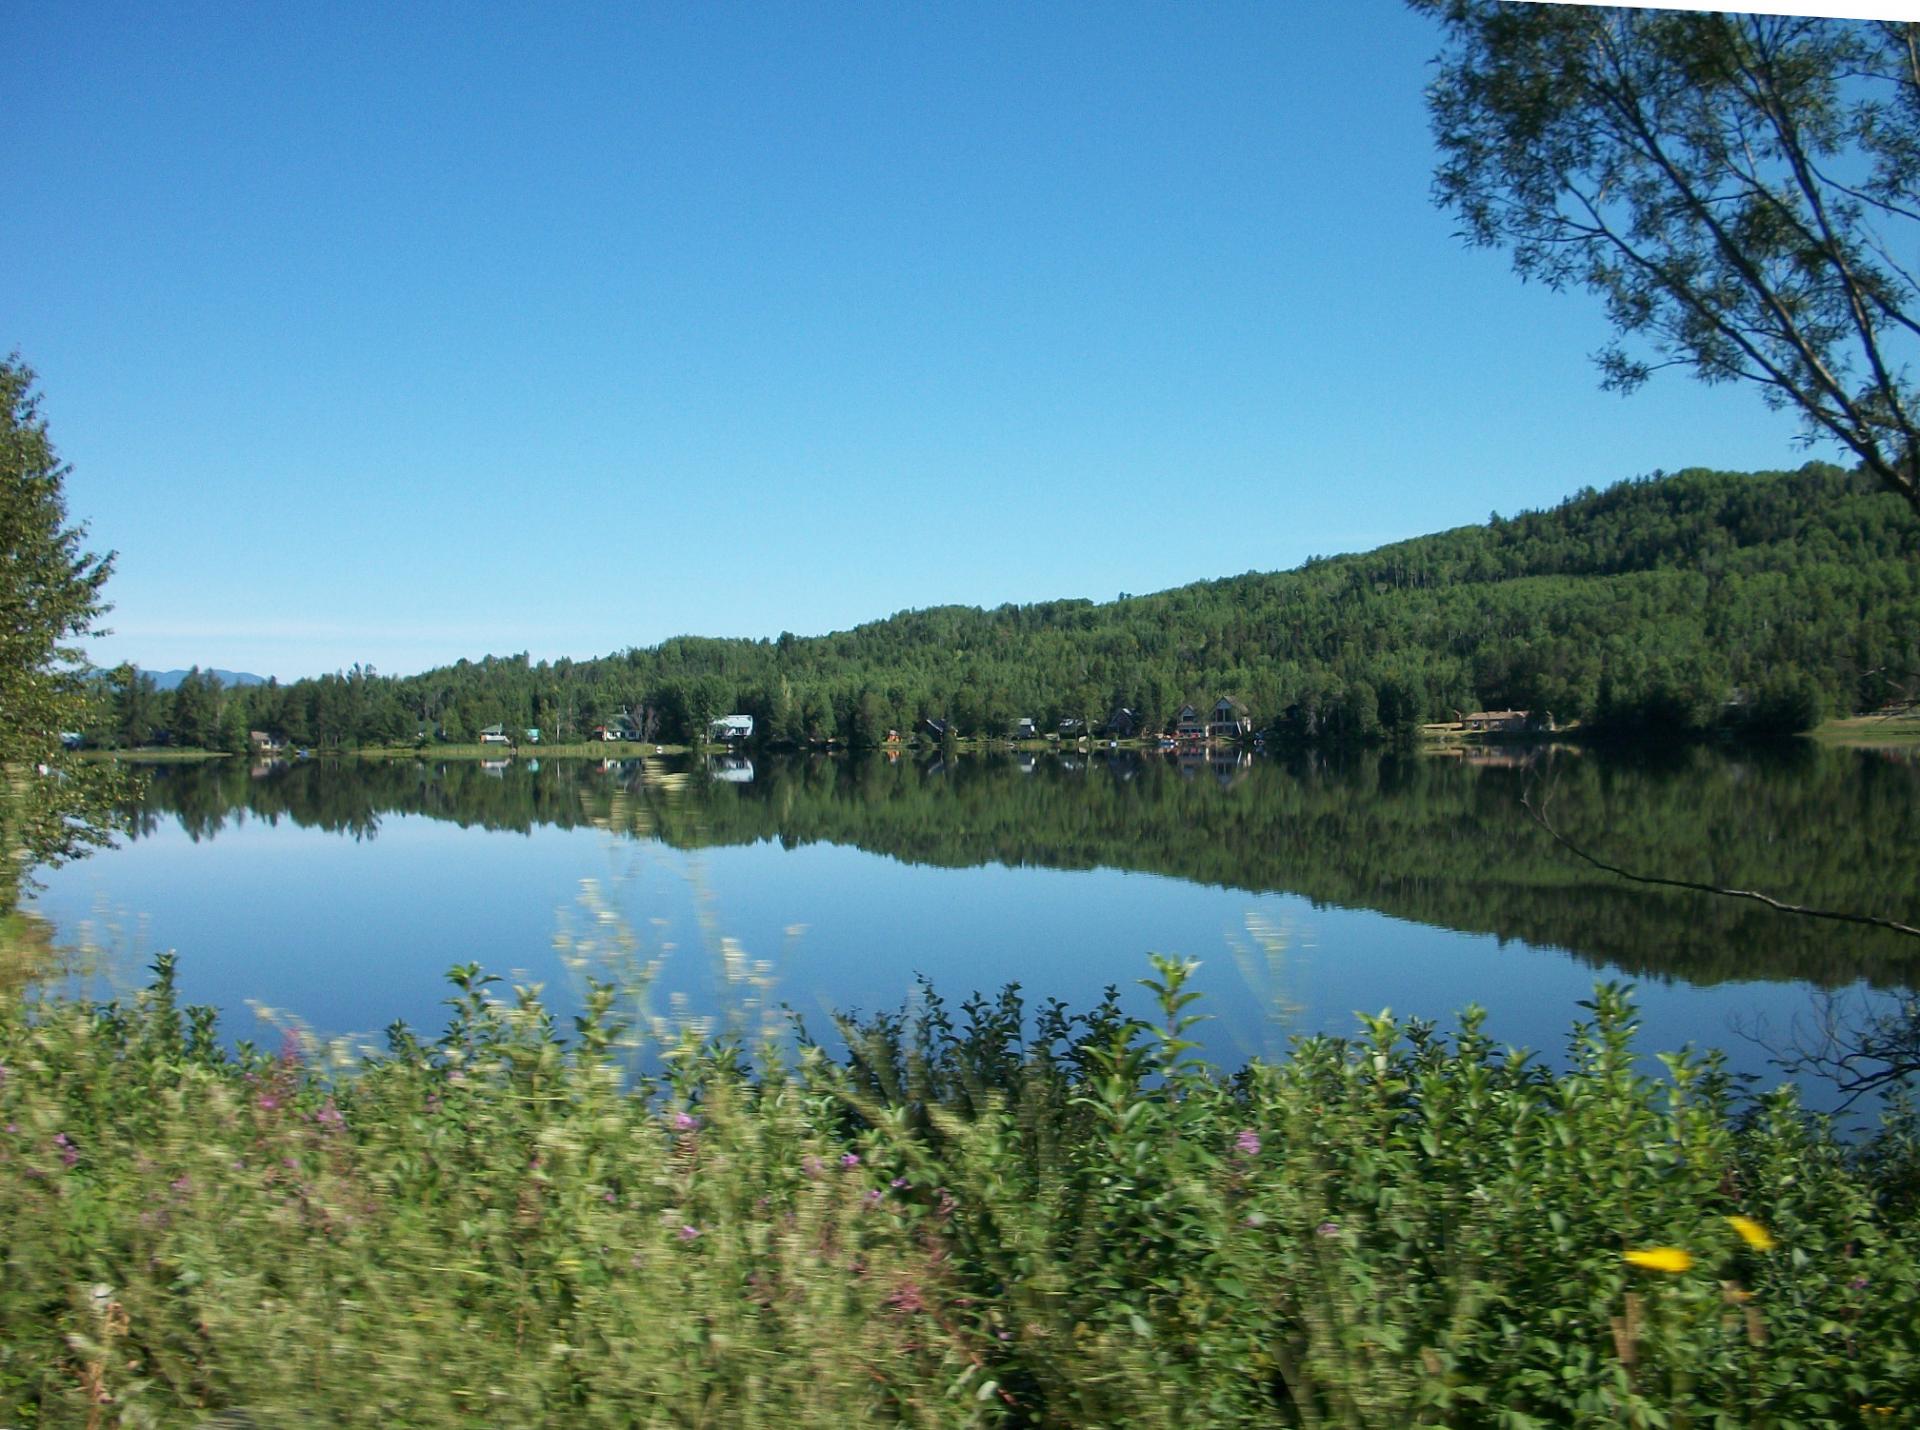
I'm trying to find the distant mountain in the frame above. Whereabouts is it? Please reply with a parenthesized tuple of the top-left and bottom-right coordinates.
(150, 668, 267, 691)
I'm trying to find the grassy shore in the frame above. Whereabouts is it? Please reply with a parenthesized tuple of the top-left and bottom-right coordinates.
(2, 946, 1915, 1426)
(1812, 713, 1920, 749)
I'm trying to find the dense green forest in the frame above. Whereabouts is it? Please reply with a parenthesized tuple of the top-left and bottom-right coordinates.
(125, 745, 1920, 991)
(94, 463, 1920, 749)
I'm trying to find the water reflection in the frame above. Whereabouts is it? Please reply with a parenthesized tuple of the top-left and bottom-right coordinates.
(114, 743, 1920, 993)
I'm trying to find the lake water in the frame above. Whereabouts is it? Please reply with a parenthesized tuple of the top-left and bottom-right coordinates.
(29, 744, 1920, 1113)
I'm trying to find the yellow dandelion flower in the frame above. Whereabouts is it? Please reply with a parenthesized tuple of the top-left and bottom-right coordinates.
(1726, 1215, 1777, 1252)
(1624, 1247, 1693, 1273)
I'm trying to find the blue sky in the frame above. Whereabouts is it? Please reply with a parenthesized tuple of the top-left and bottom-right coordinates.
(3, 2, 1834, 682)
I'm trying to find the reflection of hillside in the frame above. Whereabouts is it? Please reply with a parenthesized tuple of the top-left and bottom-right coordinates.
(124, 748, 1920, 991)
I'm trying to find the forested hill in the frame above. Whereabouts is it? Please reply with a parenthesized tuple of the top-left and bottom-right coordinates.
(103, 463, 1920, 749)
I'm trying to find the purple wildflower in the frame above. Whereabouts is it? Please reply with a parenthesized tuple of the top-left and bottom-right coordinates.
(840, 1152, 861, 1169)
(53, 1132, 79, 1167)
(671, 1111, 700, 1133)
(678, 1223, 702, 1242)
(802, 1155, 826, 1179)
(604, 1190, 617, 1204)
(861, 1189, 885, 1210)
(315, 1102, 345, 1128)
(887, 1281, 927, 1314)
(1851, 1276, 1870, 1291)
(170, 1175, 192, 1195)
(890, 1176, 911, 1190)
(1234, 1129, 1262, 1157)
(256, 1093, 279, 1112)
(1316, 1221, 1340, 1238)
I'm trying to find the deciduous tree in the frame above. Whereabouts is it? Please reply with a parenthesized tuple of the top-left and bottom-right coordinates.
(1413, 4, 1920, 516)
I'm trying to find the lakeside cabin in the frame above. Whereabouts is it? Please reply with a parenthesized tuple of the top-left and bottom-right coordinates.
(1174, 705, 1207, 742)
(708, 714, 755, 744)
(1104, 707, 1139, 739)
(1460, 709, 1537, 734)
(1206, 697, 1253, 742)
(1012, 717, 1038, 740)
(479, 724, 510, 745)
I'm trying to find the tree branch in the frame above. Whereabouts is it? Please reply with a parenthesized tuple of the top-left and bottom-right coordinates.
(1522, 791, 1920, 940)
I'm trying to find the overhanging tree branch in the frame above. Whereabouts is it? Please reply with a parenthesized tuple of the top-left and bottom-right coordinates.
(1522, 789, 1920, 940)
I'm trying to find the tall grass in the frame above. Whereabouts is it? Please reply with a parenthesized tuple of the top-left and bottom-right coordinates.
(2, 949, 1916, 1426)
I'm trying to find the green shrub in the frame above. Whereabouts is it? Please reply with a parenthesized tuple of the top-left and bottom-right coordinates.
(1, 954, 1914, 1425)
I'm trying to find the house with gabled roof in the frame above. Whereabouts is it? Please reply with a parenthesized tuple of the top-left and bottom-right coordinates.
(479, 723, 510, 745)
(1174, 704, 1207, 742)
(1207, 696, 1253, 742)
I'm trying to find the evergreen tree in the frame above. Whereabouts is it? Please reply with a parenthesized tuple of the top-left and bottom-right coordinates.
(0, 358, 121, 911)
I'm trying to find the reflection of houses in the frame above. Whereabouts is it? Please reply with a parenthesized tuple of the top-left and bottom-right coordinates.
(1207, 697, 1253, 742)
(707, 755, 755, 783)
(479, 724, 510, 745)
(708, 714, 755, 744)
(1104, 707, 1138, 739)
(1174, 705, 1207, 742)
(1209, 749, 1253, 786)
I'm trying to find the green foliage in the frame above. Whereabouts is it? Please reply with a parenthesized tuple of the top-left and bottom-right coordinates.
(2, 958, 1915, 1425)
(0, 357, 122, 912)
(1413, 6, 1920, 518)
(156, 464, 1919, 755)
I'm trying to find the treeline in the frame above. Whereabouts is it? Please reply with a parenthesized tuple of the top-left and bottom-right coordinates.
(94, 463, 1920, 749)
(124, 744, 1920, 990)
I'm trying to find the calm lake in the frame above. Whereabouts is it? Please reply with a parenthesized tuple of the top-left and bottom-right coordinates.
(30, 744, 1920, 1112)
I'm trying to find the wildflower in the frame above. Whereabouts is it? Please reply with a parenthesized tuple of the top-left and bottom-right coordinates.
(1234, 1129, 1262, 1156)
(678, 1224, 702, 1242)
(670, 1111, 700, 1133)
(1851, 1276, 1870, 1292)
(170, 1175, 192, 1195)
(861, 1189, 885, 1210)
(887, 1281, 927, 1314)
(802, 1155, 826, 1179)
(1316, 1221, 1339, 1238)
(257, 1093, 279, 1112)
(1726, 1215, 1776, 1252)
(890, 1176, 911, 1190)
(53, 1132, 79, 1168)
(1624, 1247, 1694, 1274)
(604, 1190, 617, 1205)
(840, 1152, 861, 1169)
(315, 1102, 345, 1128)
